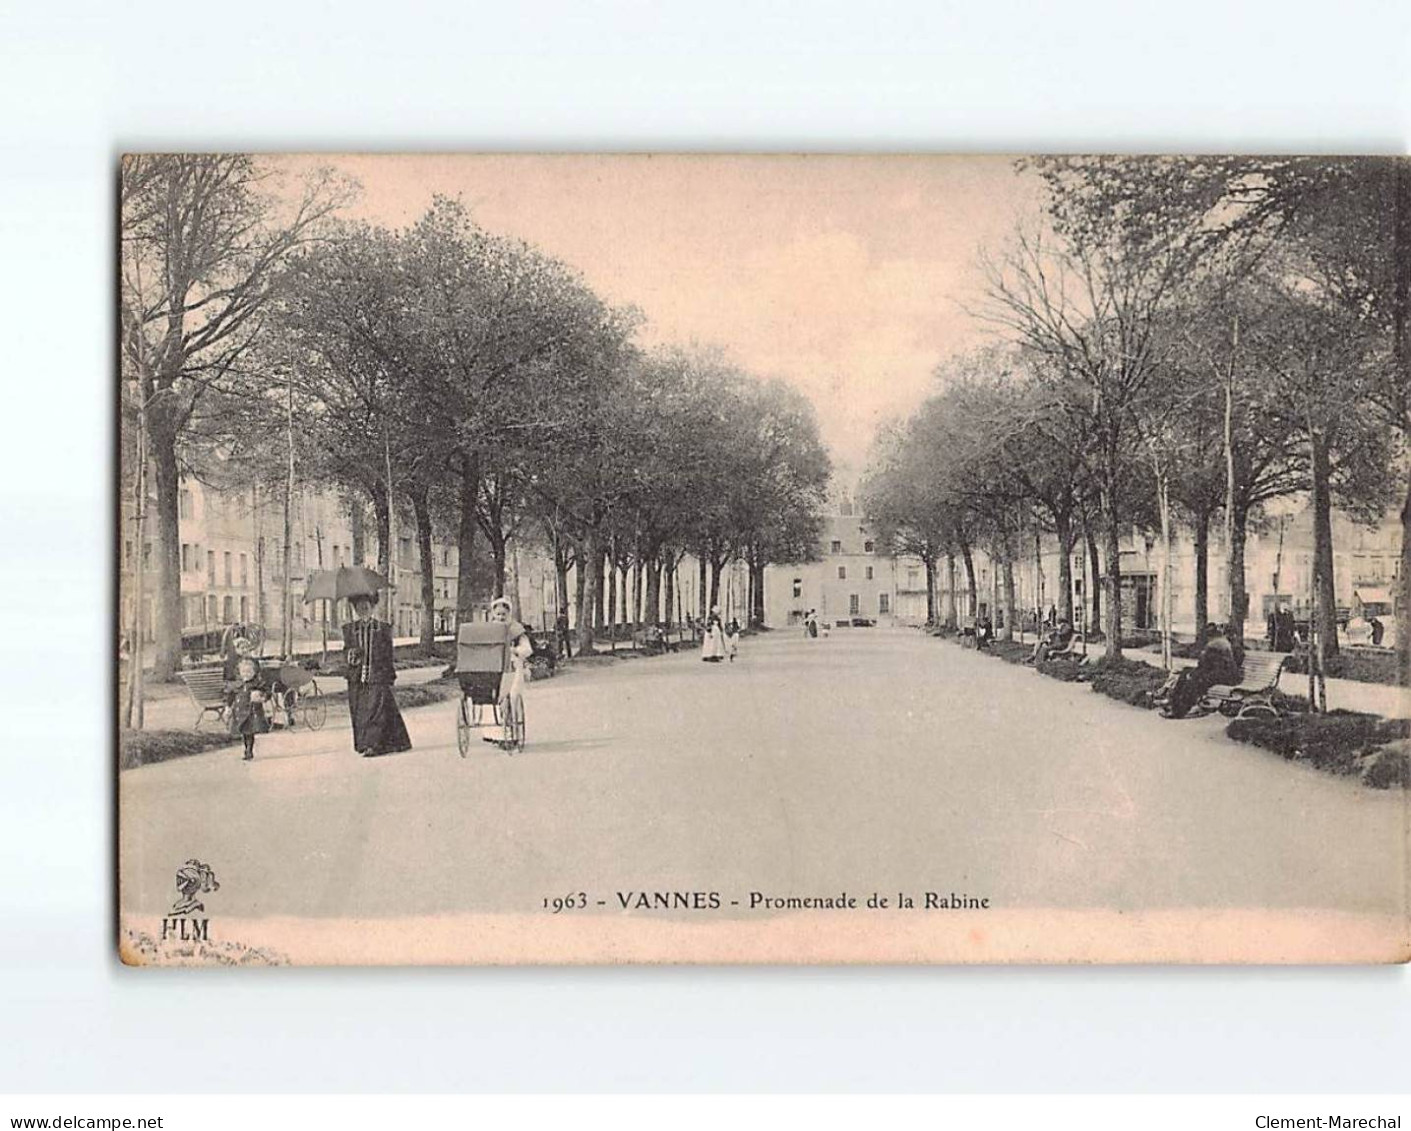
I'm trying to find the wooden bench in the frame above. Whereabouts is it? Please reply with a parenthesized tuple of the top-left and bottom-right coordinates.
(1200, 651, 1289, 719)
(178, 667, 228, 730)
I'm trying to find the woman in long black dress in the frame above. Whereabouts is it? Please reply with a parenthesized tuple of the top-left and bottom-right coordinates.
(342, 594, 412, 757)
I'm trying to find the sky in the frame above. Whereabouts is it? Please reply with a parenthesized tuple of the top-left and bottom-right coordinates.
(275, 154, 1043, 471)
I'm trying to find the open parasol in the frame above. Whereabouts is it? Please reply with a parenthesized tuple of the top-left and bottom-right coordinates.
(302, 566, 390, 603)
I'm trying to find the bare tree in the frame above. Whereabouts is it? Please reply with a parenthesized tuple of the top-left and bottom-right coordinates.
(120, 155, 353, 678)
(982, 215, 1193, 658)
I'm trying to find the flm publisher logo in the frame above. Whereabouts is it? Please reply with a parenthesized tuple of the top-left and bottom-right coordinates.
(161, 859, 219, 942)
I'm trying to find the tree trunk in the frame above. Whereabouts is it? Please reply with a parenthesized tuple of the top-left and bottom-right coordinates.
(606, 557, 617, 641)
(1310, 429, 1340, 659)
(708, 557, 723, 613)
(1193, 508, 1210, 648)
(697, 555, 708, 619)
(960, 541, 978, 619)
(944, 552, 957, 628)
(573, 541, 587, 636)
(751, 559, 766, 626)
(991, 556, 1000, 630)
(510, 543, 523, 623)
(454, 452, 479, 625)
(1001, 553, 1016, 643)
(1157, 472, 1173, 670)
(553, 541, 570, 627)
(1100, 481, 1123, 659)
(1032, 525, 1044, 628)
(924, 555, 936, 625)
(488, 533, 507, 601)
(1055, 513, 1074, 625)
(149, 426, 181, 679)
(577, 530, 598, 655)
(1226, 497, 1253, 660)
(410, 483, 436, 653)
(1085, 519, 1101, 636)
(644, 553, 661, 626)
(663, 558, 676, 629)
(282, 397, 294, 657)
(347, 493, 364, 567)
(593, 550, 606, 630)
(1223, 312, 1240, 654)
(371, 483, 391, 585)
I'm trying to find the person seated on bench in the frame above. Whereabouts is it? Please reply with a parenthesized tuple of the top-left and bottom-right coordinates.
(975, 616, 993, 650)
(1030, 618, 1074, 664)
(1160, 623, 1241, 719)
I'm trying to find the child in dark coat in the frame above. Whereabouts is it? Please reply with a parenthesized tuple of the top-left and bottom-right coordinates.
(227, 656, 271, 761)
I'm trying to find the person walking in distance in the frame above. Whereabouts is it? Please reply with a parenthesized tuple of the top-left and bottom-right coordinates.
(556, 608, 572, 660)
(702, 606, 726, 662)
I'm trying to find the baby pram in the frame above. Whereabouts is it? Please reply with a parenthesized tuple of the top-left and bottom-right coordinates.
(454, 622, 526, 755)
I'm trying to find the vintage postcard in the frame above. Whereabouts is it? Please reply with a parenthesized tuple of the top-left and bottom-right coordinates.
(117, 154, 1410, 965)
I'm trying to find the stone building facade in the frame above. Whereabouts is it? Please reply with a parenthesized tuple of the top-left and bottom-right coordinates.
(762, 495, 1402, 643)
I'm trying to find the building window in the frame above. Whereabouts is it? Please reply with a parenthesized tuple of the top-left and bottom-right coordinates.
(124, 540, 132, 567)
(864, 540, 874, 553)
(830, 540, 842, 554)
(849, 594, 860, 615)
(207, 595, 218, 623)
(865, 566, 874, 580)
(207, 550, 216, 586)
(240, 553, 248, 587)
(240, 596, 249, 621)
(222, 596, 234, 622)
(142, 541, 152, 569)
(838, 566, 846, 580)
(879, 593, 890, 615)
(442, 548, 452, 567)
(907, 569, 919, 587)
(224, 552, 232, 586)
(792, 578, 802, 599)
(181, 543, 192, 572)
(179, 489, 193, 519)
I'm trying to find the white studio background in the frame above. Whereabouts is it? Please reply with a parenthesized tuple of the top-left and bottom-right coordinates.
(1, 0, 1409, 1094)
